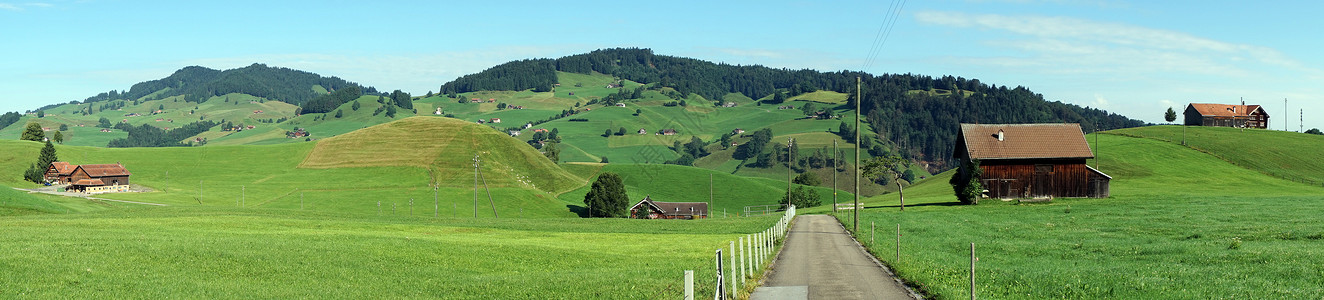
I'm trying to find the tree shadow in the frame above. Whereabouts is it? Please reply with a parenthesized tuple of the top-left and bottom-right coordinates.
(566, 204, 589, 218)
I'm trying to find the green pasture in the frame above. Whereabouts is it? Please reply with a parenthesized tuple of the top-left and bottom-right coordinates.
(825, 132, 1324, 299)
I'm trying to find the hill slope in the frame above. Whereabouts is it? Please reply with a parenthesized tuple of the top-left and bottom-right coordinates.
(1108, 125, 1324, 186)
(301, 116, 581, 193)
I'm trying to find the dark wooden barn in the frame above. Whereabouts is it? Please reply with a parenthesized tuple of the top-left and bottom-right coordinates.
(1184, 103, 1268, 129)
(954, 124, 1110, 199)
(630, 196, 708, 219)
(65, 163, 131, 192)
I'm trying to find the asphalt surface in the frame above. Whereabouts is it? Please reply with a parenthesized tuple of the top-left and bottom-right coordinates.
(754, 215, 915, 300)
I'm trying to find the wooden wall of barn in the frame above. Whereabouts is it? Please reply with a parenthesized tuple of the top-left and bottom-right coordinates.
(977, 159, 1091, 198)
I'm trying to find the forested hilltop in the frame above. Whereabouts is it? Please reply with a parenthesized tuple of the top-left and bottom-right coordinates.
(439, 48, 1146, 169)
(77, 63, 375, 107)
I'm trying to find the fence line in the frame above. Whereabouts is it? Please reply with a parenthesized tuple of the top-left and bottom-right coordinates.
(706, 204, 795, 299)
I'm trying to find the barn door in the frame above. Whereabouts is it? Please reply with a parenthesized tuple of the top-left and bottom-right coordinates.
(1033, 164, 1054, 197)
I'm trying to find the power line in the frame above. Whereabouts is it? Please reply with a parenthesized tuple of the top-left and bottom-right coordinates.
(861, 0, 909, 71)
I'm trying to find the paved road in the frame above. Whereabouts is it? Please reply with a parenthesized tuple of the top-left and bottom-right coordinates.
(753, 215, 915, 300)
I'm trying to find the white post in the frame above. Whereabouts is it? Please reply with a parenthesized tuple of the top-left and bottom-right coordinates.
(747, 234, 753, 276)
(684, 270, 694, 300)
(730, 241, 738, 297)
(739, 237, 746, 281)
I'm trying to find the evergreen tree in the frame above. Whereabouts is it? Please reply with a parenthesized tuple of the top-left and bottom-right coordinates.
(385, 104, 397, 118)
(351, 100, 361, 111)
(583, 172, 628, 218)
(24, 163, 43, 183)
(1165, 107, 1177, 123)
(543, 142, 561, 162)
(793, 172, 821, 186)
(20, 122, 44, 142)
(950, 159, 983, 205)
(37, 141, 58, 170)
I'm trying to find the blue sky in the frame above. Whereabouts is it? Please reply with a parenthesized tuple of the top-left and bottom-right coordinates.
(2, 0, 1321, 130)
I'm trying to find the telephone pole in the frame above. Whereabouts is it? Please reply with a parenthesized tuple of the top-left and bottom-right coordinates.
(787, 138, 794, 206)
(854, 76, 861, 233)
(833, 140, 838, 213)
(474, 154, 479, 218)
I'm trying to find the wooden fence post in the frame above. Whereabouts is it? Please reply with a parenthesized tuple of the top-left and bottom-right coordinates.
(730, 241, 738, 298)
(971, 243, 976, 300)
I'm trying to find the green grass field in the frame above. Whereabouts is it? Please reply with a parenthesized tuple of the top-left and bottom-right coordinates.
(823, 131, 1324, 299)
(0, 206, 780, 298)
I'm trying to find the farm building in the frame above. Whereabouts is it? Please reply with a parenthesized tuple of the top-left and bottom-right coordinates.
(629, 196, 708, 219)
(1184, 103, 1268, 129)
(58, 163, 132, 193)
(953, 123, 1110, 199)
(44, 162, 78, 184)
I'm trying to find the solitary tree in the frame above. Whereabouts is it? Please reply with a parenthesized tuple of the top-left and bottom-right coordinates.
(20, 122, 44, 142)
(1164, 107, 1177, 123)
(862, 154, 913, 210)
(38, 140, 58, 169)
(583, 172, 628, 218)
(53, 131, 64, 144)
(779, 185, 821, 208)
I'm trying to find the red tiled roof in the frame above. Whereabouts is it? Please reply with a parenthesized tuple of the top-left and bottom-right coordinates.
(958, 123, 1094, 160)
(50, 162, 77, 175)
(76, 164, 131, 177)
(1187, 103, 1265, 117)
(72, 179, 105, 186)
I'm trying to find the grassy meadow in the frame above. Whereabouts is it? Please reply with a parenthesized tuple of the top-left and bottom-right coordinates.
(823, 130, 1324, 299)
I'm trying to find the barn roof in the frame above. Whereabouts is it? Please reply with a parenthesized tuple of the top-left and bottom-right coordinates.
(631, 196, 709, 217)
(1187, 103, 1265, 117)
(50, 162, 77, 175)
(958, 123, 1094, 160)
(72, 179, 105, 186)
(76, 164, 132, 177)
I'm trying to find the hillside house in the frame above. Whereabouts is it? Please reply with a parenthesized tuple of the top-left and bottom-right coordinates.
(434, 108, 443, 115)
(490, 118, 502, 123)
(724, 102, 738, 107)
(615, 103, 627, 107)
(45, 162, 78, 184)
(1184, 103, 1268, 129)
(658, 129, 677, 136)
(65, 163, 132, 193)
(638, 128, 647, 135)
(733, 128, 745, 135)
(253, 110, 264, 114)
(630, 196, 708, 219)
(509, 130, 522, 137)
(488, 98, 496, 103)
(954, 123, 1110, 199)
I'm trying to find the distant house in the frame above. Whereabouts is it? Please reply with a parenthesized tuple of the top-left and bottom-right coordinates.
(489, 118, 502, 123)
(1185, 102, 1268, 129)
(100, 129, 112, 133)
(732, 128, 745, 135)
(630, 196, 708, 219)
(488, 98, 496, 103)
(533, 128, 549, 133)
(253, 110, 264, 114)
(724, 102, 738, 107)
(524, 123, 534, 129)
(638, 128, 647, 135)
(434, 107, 443, 115)
(615, 103, 627, 107)
(509, 130, 522, 137)
(954, 123, 1110, 199)
(659, 129, 677, 136)
(64, 163, 132, 194)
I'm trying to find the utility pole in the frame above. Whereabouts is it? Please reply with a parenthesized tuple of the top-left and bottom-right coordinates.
(854, 76, 861, 233)
(833, 140, 838, 213)
(709, 173, 713, 213)
(1285, 98, 1289, 131)
(165, 171, 168, 193)
(198, 180, 202, 205)
(434, 185, 439, 218)
(473, 154, 479, 218)
(787, 138, 794, 206)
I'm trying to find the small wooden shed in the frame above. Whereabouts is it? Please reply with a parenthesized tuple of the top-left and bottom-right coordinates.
(954, 123, 1110, 199)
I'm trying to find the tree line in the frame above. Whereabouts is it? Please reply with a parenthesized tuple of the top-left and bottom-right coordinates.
(80, 64, 375, 106)
(107, 121, 218, 148)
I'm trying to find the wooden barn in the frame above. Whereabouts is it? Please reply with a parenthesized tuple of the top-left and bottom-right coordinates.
(954, 124, 1110, 199)
(630, 196, 708, 219)
(65, 163, 132, 193)
(45, 162, 78, 184)
(1184, 103, 1268, 129)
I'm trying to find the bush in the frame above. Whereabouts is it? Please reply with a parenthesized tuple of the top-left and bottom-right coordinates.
(779, 186, 821, 208)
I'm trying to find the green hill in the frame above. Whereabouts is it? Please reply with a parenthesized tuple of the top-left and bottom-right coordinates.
(827, 132, 1324, 299)
(556, 163, 852, 216)
(1109, 125, 1324, 186)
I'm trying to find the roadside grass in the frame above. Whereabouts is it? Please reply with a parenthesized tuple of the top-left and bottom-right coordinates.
(0, 207, 779, 298)
(830, 133, 1324, 299)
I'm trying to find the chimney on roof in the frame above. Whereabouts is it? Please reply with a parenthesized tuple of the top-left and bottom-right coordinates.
(996, 129, 1005, 141)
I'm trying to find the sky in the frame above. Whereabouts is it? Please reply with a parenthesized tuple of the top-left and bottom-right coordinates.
(2, 0, 1321, 130)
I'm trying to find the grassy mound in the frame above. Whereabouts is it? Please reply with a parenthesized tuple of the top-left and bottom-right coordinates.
(300, 116, 581, 193)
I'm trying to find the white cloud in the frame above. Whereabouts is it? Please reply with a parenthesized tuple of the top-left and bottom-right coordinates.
(1091, 93, 1109, 109)
(913, 11, 1320, 77)
(0, 3, 21, 10)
